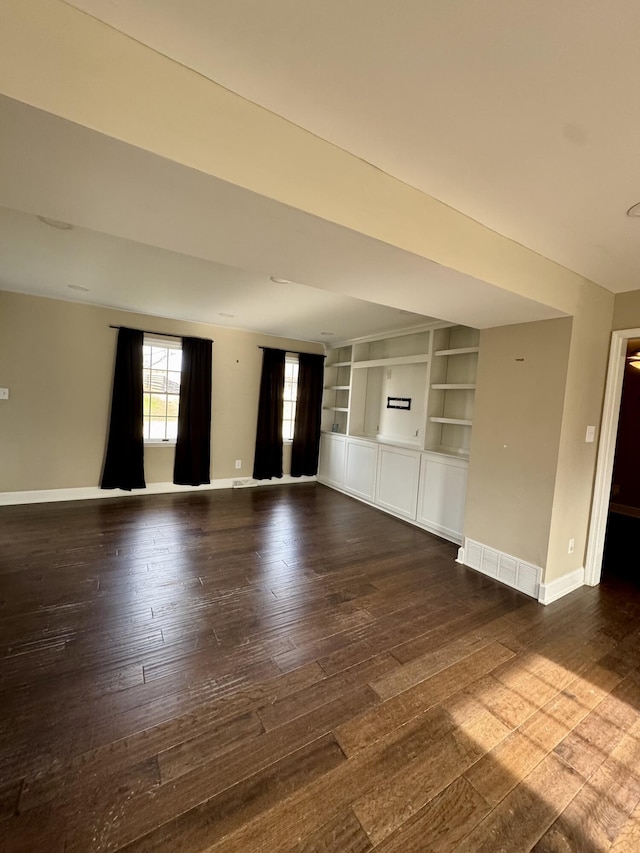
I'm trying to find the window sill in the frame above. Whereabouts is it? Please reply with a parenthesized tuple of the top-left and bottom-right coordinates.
(145, 440, 177, 447)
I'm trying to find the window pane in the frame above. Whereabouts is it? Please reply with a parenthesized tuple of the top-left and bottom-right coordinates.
(150, 394, 167, 416)
(151, 347, 168, 370)
(168, 349, 182, 371)
(143, 417, 150, 439)
(149, 418, 166, 439)
(167, 395, 180, 417)
(283, 355, 299, 441)
(166, 418, 178, 440)
(143, 340, 183, 443)
(167, 371, 181, 393)
(150, 370, 167, 392)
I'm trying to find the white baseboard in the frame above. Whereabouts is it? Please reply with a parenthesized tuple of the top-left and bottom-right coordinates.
(0, 475, 316, 506)
(538, 567, 585, 605)
(462, 538, 542, 599)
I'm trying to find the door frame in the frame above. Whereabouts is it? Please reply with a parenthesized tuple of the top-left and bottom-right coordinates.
(585, 327, 640, 585)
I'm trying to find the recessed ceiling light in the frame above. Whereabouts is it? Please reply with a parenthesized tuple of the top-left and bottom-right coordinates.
(320, 331, 335, 336)
(67, 284, 89, 292)
(270, 276, 292, 284)
(627, 203, 640, 217)
(37, 215, 74, 230)
(218, 312, 235, 318)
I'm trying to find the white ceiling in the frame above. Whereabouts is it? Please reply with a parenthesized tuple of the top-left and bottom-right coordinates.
(0, 94, 564, 338)
(66, 0, 640, 294)
(0, 205, 434, 343)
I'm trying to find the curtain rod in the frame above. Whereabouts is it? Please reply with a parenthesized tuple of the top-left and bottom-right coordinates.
(258, 346, 326, 357)
(109, 325, 213, 343)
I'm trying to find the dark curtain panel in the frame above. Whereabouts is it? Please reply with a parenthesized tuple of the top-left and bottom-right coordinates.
(101, 327, 145, 490)
(291, 353, 325, 477)
(253, 348, 285, 480)
(173, 337, 213, 486)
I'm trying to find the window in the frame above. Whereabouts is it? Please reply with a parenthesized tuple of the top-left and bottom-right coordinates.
(283, 353, 299, 441)
(142, 337, 182, 442)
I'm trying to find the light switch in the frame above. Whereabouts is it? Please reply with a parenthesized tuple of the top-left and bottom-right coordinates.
(0, 388, 8, 400)
(585, 425, 596, 443)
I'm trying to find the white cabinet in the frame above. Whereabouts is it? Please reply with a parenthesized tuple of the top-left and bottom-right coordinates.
(318, 433, 346, 489)
(375, 445, 421, 521)
(344, 438, 378, 501)
(417, 453, 468, 544)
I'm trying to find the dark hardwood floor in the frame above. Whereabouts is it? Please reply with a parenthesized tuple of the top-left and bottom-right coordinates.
(1, 483, 640, 851)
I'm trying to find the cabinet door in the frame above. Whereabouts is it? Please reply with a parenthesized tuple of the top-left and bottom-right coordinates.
(375, 446, 420, 520)
(417, 454, 468, 543)
(344, 439, 378, 502)
(317, 433, 347, 489)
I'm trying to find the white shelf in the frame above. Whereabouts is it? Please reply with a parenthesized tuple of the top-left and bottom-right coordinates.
(425, 445, 471, 459)
(352, 353, 429, 369)
(429, 417, 473, 426)
(324, 406, 349, 412)
(433, 347, 479, 357)
(324, 385, 350, 391)
(431, 383, 476, 390)
(326, 360, 352, 368)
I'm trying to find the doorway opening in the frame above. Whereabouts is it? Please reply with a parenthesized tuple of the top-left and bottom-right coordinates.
(586, 328, 640, 586)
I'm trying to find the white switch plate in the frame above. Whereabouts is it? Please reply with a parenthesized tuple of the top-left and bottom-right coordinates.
(0, 388, 8, 400)
(235, 459, 242, 469)
(585, 425, 596, 443)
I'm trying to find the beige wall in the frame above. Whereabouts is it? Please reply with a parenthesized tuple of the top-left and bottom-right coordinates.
(465, 318, 572, 567)
(544, 285, 613, 581)
(613, 290, 640, 330)
(465, 281, 614, 580)
(0, 291, 322, 492)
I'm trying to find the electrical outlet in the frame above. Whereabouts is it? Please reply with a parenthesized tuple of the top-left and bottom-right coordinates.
(568, 538, 575, 554)
(235, 459, 241, 469)
(0, 388, 8, 400)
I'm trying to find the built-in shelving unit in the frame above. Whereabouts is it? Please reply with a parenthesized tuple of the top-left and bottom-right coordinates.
(321, 323, 480, 455)
(426, 326, 480, 457)
(348, 330, 432, 448)
(321, 345, 353, 434)
(318, 323, 480, 545)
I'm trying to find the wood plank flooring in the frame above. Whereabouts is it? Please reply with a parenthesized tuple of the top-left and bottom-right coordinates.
(1, 483, 640, 851)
